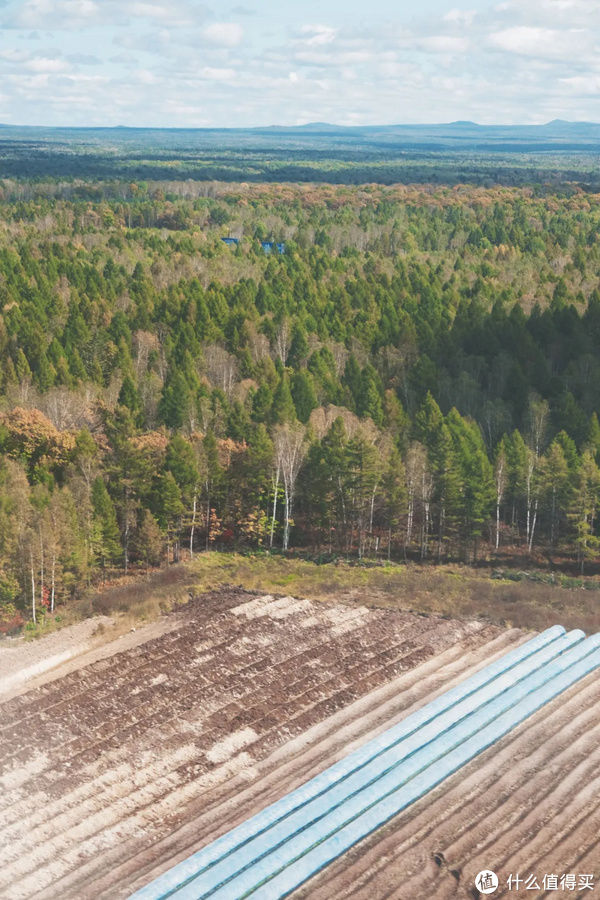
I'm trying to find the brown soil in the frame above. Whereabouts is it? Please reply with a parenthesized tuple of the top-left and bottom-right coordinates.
(3, 587, 596, 900)
(0, 614, 181, 703)
(0, 588, 501, 900)
(293, 669, 600, 900)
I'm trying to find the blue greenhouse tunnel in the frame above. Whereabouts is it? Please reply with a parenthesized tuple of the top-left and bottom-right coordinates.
(129, 625, 600, 900)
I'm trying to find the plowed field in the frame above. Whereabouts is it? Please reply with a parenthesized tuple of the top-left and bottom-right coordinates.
(1, 588, 596, 899)
(294, 663, 600, 900)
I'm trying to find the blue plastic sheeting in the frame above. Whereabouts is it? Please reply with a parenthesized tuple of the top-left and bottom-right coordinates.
(171, 630, 584, 900)
(189, 632, 598, 900)
(251, 640, 600, 900)
(129, 626, 565, 900)
(130, 630, 600, 900)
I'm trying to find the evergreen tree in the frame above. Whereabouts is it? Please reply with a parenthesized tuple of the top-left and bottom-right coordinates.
(201, 431, 223, 550)
(291, 371, 318, 424)
(357, 366, 383, 426)
(91, 477, 121, 571)
(156, 471, 185, 563)
(346, 432, 382, 558)
(251, 383, 273, 422)
(447, 410, 494, 560)
(118, 375, 141, 421)
(243, 424, 274, 511)
(539, 440, 570, 555)
(159, 370, 192, 430)
(569, 450, 600, 574)
(381, 447, 407, 559)
(133, 510, 163, 571)
(505, 429, 528, 535)
(271, 373, 296, 424)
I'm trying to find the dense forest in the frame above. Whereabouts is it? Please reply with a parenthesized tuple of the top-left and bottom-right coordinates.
(3, 177, 600, 629)
(3, 123, 600, 187)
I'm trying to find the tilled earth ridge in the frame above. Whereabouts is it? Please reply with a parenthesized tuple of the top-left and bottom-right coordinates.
(0, 588, 501, 900)
(295, 666, 600, 899)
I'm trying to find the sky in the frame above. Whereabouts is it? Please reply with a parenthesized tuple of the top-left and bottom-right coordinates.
(0, 0, 598, 127)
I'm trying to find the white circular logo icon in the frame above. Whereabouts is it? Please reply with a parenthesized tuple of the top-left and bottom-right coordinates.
(475, 870, 499, 894)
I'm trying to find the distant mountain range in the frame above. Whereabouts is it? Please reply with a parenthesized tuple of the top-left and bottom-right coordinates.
(0, 119, 599, 154)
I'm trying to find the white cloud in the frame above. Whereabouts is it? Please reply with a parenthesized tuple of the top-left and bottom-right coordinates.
(129, 2, 173, 20)
(488, 25, 586, 59)
(25, 55, 70, 71)
(132, 68, 158, 83)
(5, 0, 101, 28)
(299, 25, 337, 46)
(198, 66, 237, 81)
(202, 22, 243, 47)
(1, 0, 600, 127)
(0, 48, 30, 62)
(2, 0, 207, 29)
(443, 9, 476, 26)
(559, 75, 600, 95)
(418, 35, 469, 54)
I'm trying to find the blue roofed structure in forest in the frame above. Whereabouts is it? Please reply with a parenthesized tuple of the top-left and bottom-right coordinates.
(261, 241, 285, 254)
(221, 237, 239, 246)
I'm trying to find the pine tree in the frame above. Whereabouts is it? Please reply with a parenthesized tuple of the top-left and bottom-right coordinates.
(381, 447, 407, 559)
(587, 412, 600, 463)
(505, 429, 528, 537)
(133, 510, 163, 571)
(251, 383, 273, 422)
(346, 432, 382, 558)
(447, 410, 494, 561)
(159, 370, 192, 430)
(271, 373, 296, 425)
(243, 424, 274, 512)
(157, 471, 184, 563)
(569, 450, 600, 574)
(291, 371, 318, 424)
(320, 417, 350, 550)
(357, 366, 383, 426)
(91, 477, 121, 572)
(165, 434, 200, 557)
(202, 431, 223, 550)
(15, 349, 32, 382)
(288, 324, 309, 367)
(343, 355, 361, 411)
(118, 375, 141, 421)
(103, 406, 150, 572)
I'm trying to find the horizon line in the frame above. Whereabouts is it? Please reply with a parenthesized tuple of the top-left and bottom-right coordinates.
(0, 118, 597, 131)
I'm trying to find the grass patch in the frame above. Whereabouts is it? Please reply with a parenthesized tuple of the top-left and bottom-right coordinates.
(188, 553, 600, 634)
(88, 565, 196, 624)
(15, 552, 598, 643)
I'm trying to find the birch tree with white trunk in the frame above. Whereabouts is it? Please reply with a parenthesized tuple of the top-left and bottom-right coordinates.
(273, 423, 307, 551)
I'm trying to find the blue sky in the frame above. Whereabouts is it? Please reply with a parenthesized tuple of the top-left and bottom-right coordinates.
(0, 0, 597, 127)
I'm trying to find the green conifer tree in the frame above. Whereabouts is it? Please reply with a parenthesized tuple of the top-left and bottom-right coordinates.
(91, 477, 121, 572)
(271, 373, 296, 424)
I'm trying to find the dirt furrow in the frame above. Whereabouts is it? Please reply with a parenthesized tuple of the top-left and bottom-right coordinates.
(30, 629, 503, 900)
(297, 673, 599, 900)
(0, 607, 386, 807)
(0, 613, 311, 760)
(1, 632, 447, 885)
(439, 706, 600, 866)
(0, 630, 429, 868)
(494, 786, 600, 898)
